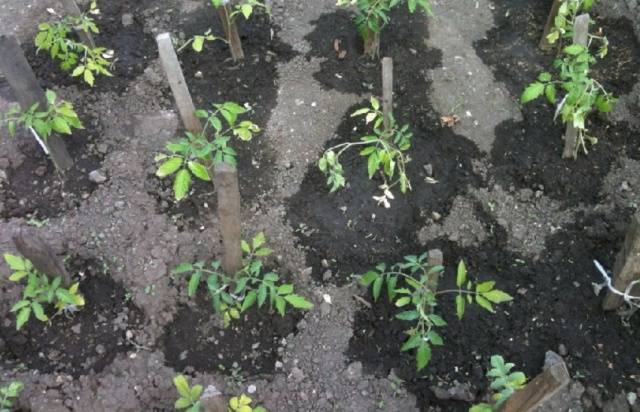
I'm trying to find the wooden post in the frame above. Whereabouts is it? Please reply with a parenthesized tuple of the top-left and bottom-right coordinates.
(603, 213, 640, 310)
(562, 14, 589, 160)
(426, 249, 443, 291)
(0, 35, 73, 171)
(217, 5, 245, 62)
(12, 228, 72, 286)
(156, 33, 203, 134)
(363, 27, 380, 59)
(381, 57, 393, 131)
(499, 362, 570, 412)
(60, 0, 96, 49)
(539, 0, 563, 50)
(201, 385, 226, 412)
(214, 163, 242, 276)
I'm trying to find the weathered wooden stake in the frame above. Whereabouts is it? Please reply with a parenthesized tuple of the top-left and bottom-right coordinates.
(603, 212, 640, 310)
(12, 228, 72, 286)
(562, 13, 590, 159)
(381, 57, 393, 131)
(60, 0, 96, 49)
(200, 385, 226, 412)
(214, 163, 243, 276)
(539, 0, 563, 50)
(0, 35, 73, 171)
(426, 249, 443, 292)
(499, 361, 570, 412)
(156, 33, 203, 134)
(217, 5, 245, 62)
(363, 28, 381, 59)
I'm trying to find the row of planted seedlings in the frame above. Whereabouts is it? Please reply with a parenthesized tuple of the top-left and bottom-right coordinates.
(0, 0, 637, 411)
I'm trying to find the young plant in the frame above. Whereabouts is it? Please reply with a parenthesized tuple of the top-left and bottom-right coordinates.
(209, 0, 269, 61)
(319, 97, 412, 207)
(0, 381, 23, 412)
(546, 0, 603, 50)
(35, 5, 113, 86)
(155, 102, 259, 201)
(172, 233, 313, 327)
(2, 90, 84, 145)
(174, 375, 203, 412)
(360, 256, 512, 371)
(522, 21, 614, 157)
(228, 393, 267, 412)
(469, 355, 526, 412)
(336, 0, 432, 58)
(4, 253, 85, 330)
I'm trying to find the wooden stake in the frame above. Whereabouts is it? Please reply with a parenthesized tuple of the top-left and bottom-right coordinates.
(0, 35, 73, 171)
(562, 13, 590, 159)
(60, 0, 96, 49)
(381, 57, 393, 131)
(363, 27, 380, 59)
(217, 5, 245, 62)
(156, 33, 203, 134)
(214, 162, 243, 276)
(201, 385, 226, 412)
(426, 249, 443, 292)
(539, 0, 563, 50)
(499, 361, 570, 412)
(603, 212, 640, 310)
(12, 228, 72, 286)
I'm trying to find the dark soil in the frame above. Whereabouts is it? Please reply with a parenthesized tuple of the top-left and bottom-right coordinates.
(0, 105, 102, 220)
(26, 0, 156, 94)
(476, 0, 640, 206)
(162, 288, 300, 377)
(349, 206, 640, 411)
(147, 10, 296, 230)
(289, 9, 482, 283)
(0, 258, 142, 378)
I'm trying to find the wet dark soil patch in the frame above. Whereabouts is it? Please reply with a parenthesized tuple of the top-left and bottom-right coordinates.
(475, 0, 640, 206)
(0, 258, 143, 378)
(305, 9, 439, 95)
(0, 105, 103, 220)
(163, 289, 300, 376)
(348, 206, 640, 411)
(146, 10, 295, 229)
(288, 11, 482, 284)
(26, 0, 156, 94)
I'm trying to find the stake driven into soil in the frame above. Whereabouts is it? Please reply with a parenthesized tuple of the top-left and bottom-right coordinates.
(500, 361, 570, 412)
(562, 13, 590, 159)
(12, 228, 72, 286)
(602, 212, 640, 310)
(0, 34, 74, 171)
(214, 163, 243, 276)
(156, 33, 203, 133)
(217, 3, 245, 61)
(382, 57, 394, 131)
(539, 0, 563, 50)
(59, 0, 96, 49)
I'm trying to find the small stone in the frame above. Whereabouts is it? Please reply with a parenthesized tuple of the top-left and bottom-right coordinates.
(95, 344, 106, 355)
(121, 13, 134, 27)
(322, 270, 332, 281)
(96, 143, 108, 154)
(34, 166, 47, 176)
(320, 302, 331, 316)
(89, 170, 107, 184)
(275, 361, 283, 369)
(289, 367, 304, 383)
(558, 343, 568, 356)
(247, 384, 256, 394)
(114, 200, 126, 209)
(195, 71, 203, 79)
(423, 164, 433, 176)
(432, 211, 442, 221)
(71, 324, 81, 334)
(344, 361, 363, 381)
(432, 382, 475, 402)
(321, 259, 329, 268)
(621, 181, 631, 192)
(296, 319, 307, 330)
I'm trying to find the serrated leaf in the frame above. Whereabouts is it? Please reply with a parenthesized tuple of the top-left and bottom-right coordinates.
(16, 307, 31, 330)
(275, 296, 286, 316)
(188, 161, 211, 181)
(372, 276, 383, 301)
(416, 343, 432, 371)
(9, 271, 28, 281)
(187, 272, 201, 296)
(476, 281, 495, 293)
(521, 82, 545, 104)
(284, 294, 314, 309)
(401, 334, 422, 351)
(483, 289, 513, 304)
(360, 271, 378, 286)
(428, 314, 447, 326)
(396, 310, 419, 320)
(4, 254, 27, 270)
(427, 330, 443, 345)
(395, 296, 411, 307)
(455, 295, 465, 320)
(476, 295, 494, 312)
(156, 157, 183, 178)
(241, 290, 257, 312)
(31, 302, 48, 321)
(456, 260, 466, 288)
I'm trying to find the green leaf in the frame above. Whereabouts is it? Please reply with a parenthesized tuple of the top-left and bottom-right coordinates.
(174, 169, 191, 201)
(51, 117, 72, 134)
(475, 295, 494, 313)
(71, 65, 85, 76)
(455, 295, 465, 320)
(252, 232, 266, 248)
(483, 290, 513, 304)
(4, 254, 27, 270)
(545, 84, 557, 103)
(277, 284, 294, 294)
(175, 397, 191, 409)
(84, 68, 95, 86)
(370, 96, 380, 110)
(428, 314, 447, 326)
(538, 72, 552, 82)
(395, 296, 411, 307)
(564, 44, 585, 55)
(476, 281, 495, 293)
(241, 4, 253, 18)
(521, 82, 545, 104)
(188, 161, 211, 181)
(257, 284, 267, 307)
(173, 375, 191, 399)
(16, 307, 31, 330)
(367, 153, 379, 179)
(10, 300, 30, 312)
(275, 296, 286, 316)
(156, 157, 183, 178)
(284, 294, 314, 309)
(31, 302, 48, 322)
(9, 271, 28, 281)
(360, 271, 378, 286)
(400, 334, 422, 351)
(191, 384, 203, 400)
(427, 330, 443, 346)
(395, 310, 419, 321)
(416, 343, 432, 371)
(193, 36, 205, 52)
(187, 272, 201, 296)
(372, 276, 383, 301)
(172, 263, 193, 275)
(456, 260, 466, 288)
(241, 290, 257, 312)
